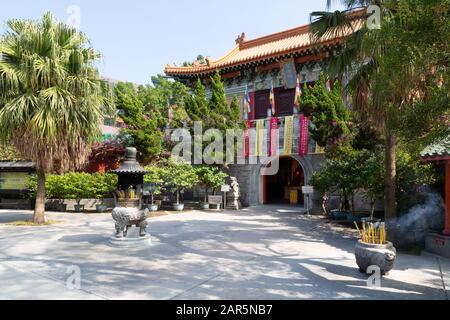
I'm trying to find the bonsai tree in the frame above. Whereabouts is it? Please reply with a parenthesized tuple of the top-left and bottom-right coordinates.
(63, 173, 93, 209)
(144, 166, 165, 205)
(195, 166, 228, 203)
(162, 159, 198, 205)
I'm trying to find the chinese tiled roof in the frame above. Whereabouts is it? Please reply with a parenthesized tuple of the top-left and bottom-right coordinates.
(165, 9, 365, 77)
(421, 134, 450, 161)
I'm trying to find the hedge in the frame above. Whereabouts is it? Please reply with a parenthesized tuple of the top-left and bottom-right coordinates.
(27, 173, 117, 200)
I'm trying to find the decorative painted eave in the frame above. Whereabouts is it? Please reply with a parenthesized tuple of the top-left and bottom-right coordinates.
(165, 9, 366, 78)
(421, 134, 450, 162)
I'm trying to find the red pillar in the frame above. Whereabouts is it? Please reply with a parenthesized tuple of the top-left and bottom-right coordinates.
(444, 160, 450, 236)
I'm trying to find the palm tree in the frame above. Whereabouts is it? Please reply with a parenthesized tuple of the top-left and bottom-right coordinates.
(309, 0, 447, 231)
(0, 12, 112, 224)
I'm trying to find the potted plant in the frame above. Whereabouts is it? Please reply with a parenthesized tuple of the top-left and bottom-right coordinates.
(354, 221, 396, 275)
(64, 172, 91, 213)
(92, 173, 116, 213)
(144, 166, 164, 212)
(162, 159, 198, 212)
(195, 166, 228, 210)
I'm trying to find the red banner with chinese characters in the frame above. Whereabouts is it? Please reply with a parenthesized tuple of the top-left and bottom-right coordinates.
(244, 120, 252, 158)
(269, 117, 278, 156)
(299, 115, 310, 156)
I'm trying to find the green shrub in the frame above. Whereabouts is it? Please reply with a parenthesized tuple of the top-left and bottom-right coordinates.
(27, 173, 117, 200)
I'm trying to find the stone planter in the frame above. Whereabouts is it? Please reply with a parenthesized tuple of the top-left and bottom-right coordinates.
(200, 203, 210, 210)
(330, 210, 349, 221)
(347, 212, 370, 224)
(55, 203, 67, 212)
(147, 204, 159, 212)
(74, 204, 85, 213)
(96, 204, 109, 213)
(172, 203, 184, 212)
(355, 240, 396, 275)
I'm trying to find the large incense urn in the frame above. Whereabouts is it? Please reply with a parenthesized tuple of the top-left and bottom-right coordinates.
(355, 240, 396, 275)
(109, 148, 151, 247)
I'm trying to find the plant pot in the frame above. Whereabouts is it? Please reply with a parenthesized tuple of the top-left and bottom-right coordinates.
(57, 203, 67, 212)
(148, 204, 159, 212)
(347, 212, 370, 224)
(330, 210, 349, 221)
(74, 204, 85, 213)
(355, 240, 396, 275)
(96, 204, 108, 213)
(172, 203, 184, 212)
(200, 203, 210, 210)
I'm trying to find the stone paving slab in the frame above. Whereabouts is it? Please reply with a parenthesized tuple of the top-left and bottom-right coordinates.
(0, 207, 448, 300)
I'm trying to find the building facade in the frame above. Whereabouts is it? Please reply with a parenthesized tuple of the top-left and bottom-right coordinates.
(165, 12, 363, 210)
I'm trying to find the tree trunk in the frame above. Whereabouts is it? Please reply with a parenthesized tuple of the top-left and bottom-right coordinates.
(34, 170, 46, 224)
(176, 190, 180, 205)
(384, 132, 397, 241)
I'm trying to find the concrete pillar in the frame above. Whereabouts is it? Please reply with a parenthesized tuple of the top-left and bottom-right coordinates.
(444, 160, 450, 236)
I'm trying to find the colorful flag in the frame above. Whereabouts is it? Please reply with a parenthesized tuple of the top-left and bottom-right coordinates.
(294, 76, 302, 110)
(244, 120, 251, 158)
(269, 80, 276, 115)
(299, 115, 310, 156)
(243, 86, 252, 114)
(255, 119, 265, 157)
(269, 117, 279, 156)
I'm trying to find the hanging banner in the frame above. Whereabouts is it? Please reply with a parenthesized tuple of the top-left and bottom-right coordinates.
(299, 115, 310, 156)
(284, 116, 294, 155)
(255, 119, 265, 157)
(244, 120, 252, 158)
(269, 117, 278, 156)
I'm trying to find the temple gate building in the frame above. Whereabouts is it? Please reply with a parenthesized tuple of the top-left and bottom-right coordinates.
(165, 12, 364, 210)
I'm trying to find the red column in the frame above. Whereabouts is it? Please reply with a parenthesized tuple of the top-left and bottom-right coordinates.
(444, 160, 450, 236)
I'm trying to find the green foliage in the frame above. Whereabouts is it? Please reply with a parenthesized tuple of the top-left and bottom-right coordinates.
(27, 173, 117, 201)
(0, 145, 22, 161)
(0, 12, 113, 173)
(144, 166, 165, 196)
(195, 166, 228, 201)
(185, 79, 210, 123)
(312, 147, 437, 214)
(160, 159, 198, 204)
(115, 85, 163, 164)
(229, 96, 241, 124)
(301, 75, 351, 150)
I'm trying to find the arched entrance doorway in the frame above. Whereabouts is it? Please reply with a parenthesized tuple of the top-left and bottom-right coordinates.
(262, 156, 305, 205)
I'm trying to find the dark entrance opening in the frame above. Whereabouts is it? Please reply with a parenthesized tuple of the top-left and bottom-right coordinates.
(264, 157, 304, 205)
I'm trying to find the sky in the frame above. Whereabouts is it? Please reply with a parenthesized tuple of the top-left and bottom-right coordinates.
(0, 0, 345, 85)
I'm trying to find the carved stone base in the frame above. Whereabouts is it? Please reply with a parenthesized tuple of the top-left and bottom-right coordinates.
(109, 227, 152, 248)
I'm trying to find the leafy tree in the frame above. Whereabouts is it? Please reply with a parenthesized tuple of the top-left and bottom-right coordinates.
(161, 159, 198, 205)
(195, 166, 228, 202)
(115, 85, 163, 164)
(144, 166, 165, 205)
(301, 75, 351, 150)
(311, 0, 449, 228)
(0, 12, 112, 223)
(229, 95, 241, 124)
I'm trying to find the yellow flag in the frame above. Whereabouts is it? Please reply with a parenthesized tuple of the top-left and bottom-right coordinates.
(255, 120, 265, 157)
(284, 116, 293, 155)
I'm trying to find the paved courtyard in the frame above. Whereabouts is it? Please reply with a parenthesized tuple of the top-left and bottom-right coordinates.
(0, 206, 449, 300)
